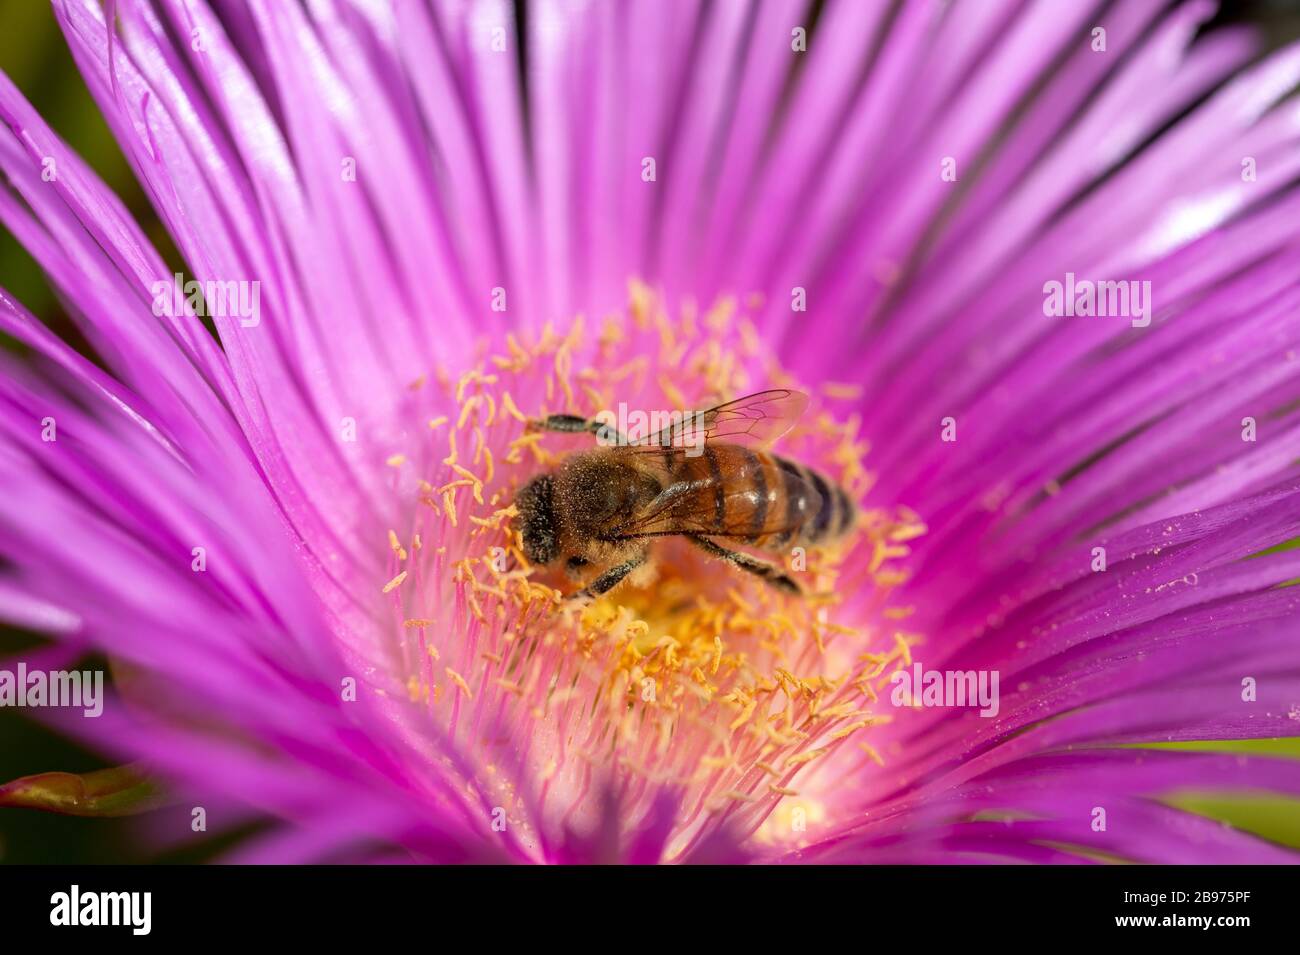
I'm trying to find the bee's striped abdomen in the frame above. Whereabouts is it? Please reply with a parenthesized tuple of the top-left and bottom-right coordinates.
(723, 448, 858, 550)
(679, 445, 858, 550)
(771, 454, 857, 548)
(702, 444, 727, 531)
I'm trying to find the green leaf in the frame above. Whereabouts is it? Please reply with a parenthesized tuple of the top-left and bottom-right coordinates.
(0, 763, 166, 817)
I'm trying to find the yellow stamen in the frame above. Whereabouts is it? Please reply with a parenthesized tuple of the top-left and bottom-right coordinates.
(446, 667, 473, 699)
(376, 281, 926, 854)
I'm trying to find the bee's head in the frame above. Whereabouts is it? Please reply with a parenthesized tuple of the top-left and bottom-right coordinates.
(513, 474, 559, 566)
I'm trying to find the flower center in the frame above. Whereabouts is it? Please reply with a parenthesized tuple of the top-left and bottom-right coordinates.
(375, 282, 925, 859)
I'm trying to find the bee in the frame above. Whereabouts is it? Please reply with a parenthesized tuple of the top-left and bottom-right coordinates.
(512, 390, 859, 599)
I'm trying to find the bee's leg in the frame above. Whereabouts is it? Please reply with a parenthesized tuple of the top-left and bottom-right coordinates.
(686, 536, 802, 594)
(529, 414, 626, 445)
(569, 550, 647, 600)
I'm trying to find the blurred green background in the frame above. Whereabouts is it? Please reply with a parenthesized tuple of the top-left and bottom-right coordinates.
(0, 0, 234, 864)
(0, 0, 157, 864)
(1, 0, 1299, 863)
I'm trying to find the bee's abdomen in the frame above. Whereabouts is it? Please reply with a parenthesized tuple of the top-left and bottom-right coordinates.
(770, 454, 857, 548)
(711, 447, 855, 550)
(693, 446, 857, 549)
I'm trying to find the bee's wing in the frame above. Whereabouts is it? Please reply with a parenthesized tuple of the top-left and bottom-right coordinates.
(628, 389, 808, 452)
(608, 450, 824, 540)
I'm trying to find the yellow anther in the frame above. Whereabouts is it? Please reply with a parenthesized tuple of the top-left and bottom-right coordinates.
(445, 667, 473, 699)
(784, 747, 828, 769)
(821, 381, 864, 400)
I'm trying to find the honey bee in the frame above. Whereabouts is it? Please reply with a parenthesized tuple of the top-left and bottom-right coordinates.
(512, 390, 859, 599)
